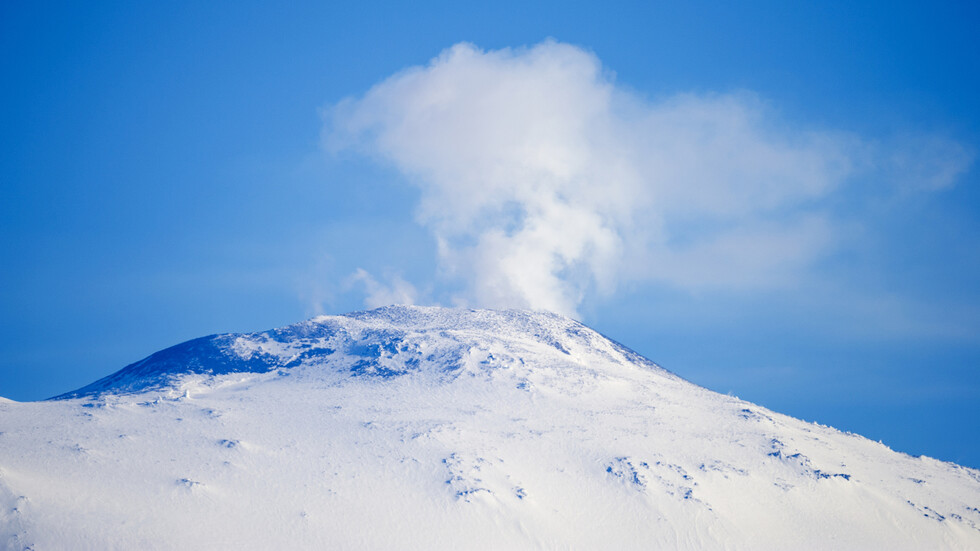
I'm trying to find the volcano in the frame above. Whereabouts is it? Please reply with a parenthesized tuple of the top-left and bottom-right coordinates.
(1, 306, 978, 549)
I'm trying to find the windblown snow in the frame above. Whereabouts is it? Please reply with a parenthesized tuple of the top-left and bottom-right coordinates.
(1, 306, 978, 550)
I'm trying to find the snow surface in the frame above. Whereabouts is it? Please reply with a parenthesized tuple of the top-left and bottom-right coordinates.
(1, 305, 978, 550)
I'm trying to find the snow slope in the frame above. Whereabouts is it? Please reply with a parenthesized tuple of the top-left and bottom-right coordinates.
(1, 306, 978, 550)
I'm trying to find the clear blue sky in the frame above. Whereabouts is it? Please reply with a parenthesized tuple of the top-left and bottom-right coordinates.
(2, 1, 979, 467)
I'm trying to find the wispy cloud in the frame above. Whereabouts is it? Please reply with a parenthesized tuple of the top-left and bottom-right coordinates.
(325, 40, 972, 316)
(348, 268, 418, 309)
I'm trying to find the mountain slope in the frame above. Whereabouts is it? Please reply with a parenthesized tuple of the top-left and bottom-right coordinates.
(1, 306, 978, 550)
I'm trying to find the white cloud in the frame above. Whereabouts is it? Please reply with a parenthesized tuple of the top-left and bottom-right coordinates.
(325, 40, 971, 316)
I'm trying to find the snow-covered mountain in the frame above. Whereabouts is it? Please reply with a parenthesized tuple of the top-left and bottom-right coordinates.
(1, 306, 978, 550)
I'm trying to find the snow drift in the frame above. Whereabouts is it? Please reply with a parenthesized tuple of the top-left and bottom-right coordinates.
(1, 306, 978, 550)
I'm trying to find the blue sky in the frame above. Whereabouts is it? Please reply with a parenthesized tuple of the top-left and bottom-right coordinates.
(2, 1, 979, 467)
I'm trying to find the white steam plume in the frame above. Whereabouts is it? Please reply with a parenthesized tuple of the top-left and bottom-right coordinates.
(325, 41, 972, 316)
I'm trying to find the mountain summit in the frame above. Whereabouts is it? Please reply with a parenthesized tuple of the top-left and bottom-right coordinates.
(2, 306, 979, 550)
(54, 306, 664, 400)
